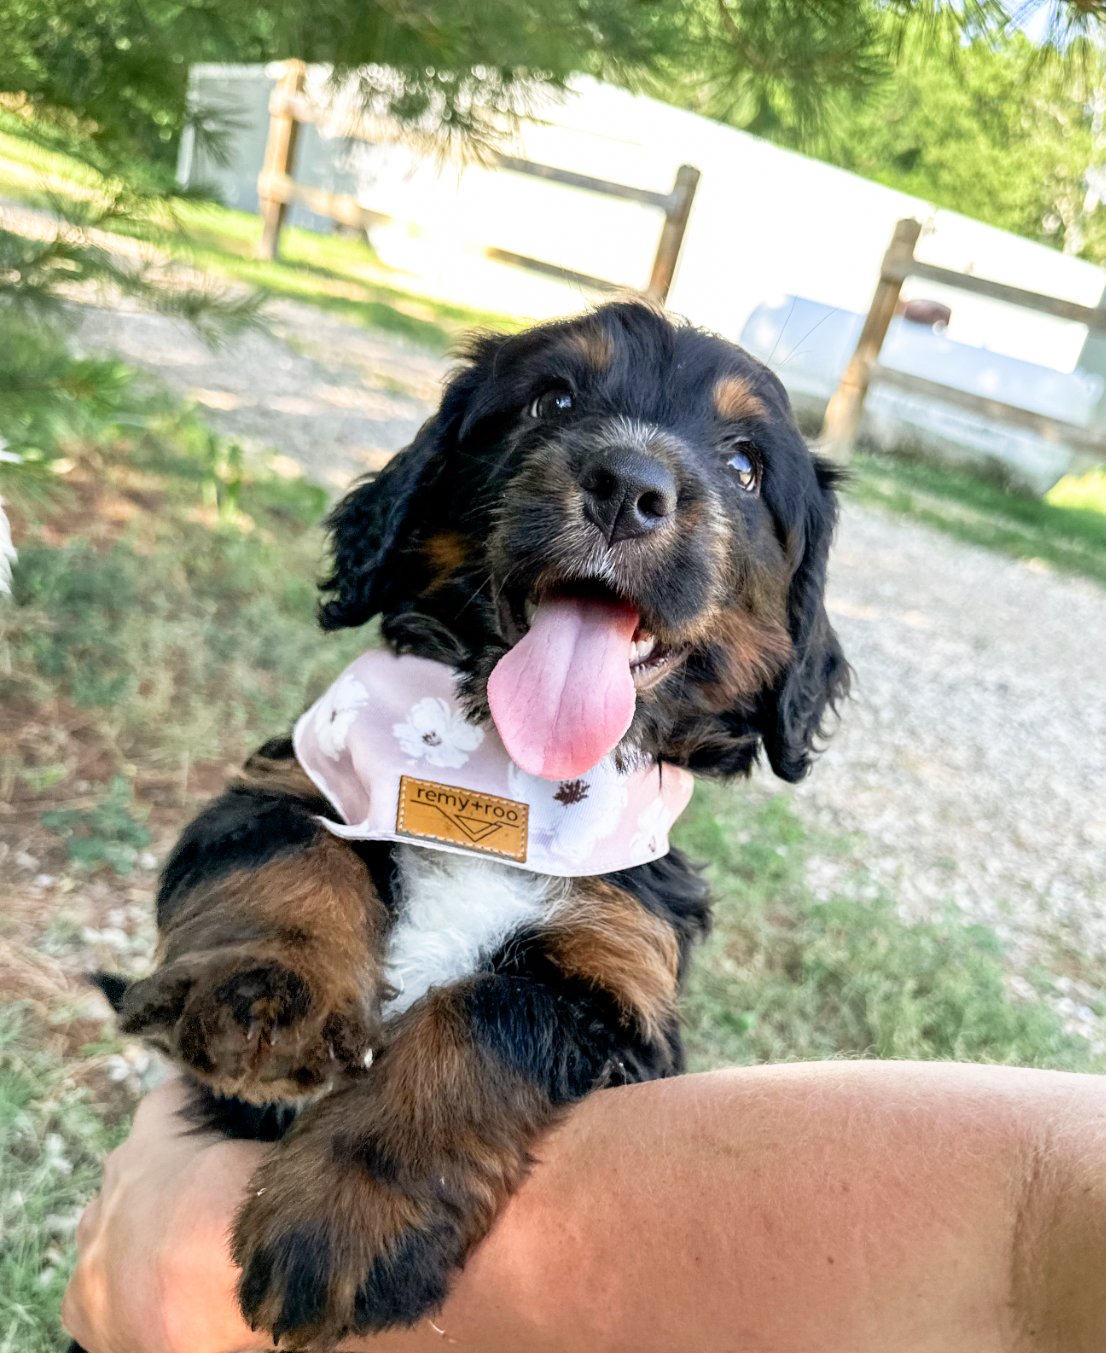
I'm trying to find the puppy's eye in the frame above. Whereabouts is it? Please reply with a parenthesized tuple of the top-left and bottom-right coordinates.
(726, 440, 761, 492)
(529, 387, 575, 420)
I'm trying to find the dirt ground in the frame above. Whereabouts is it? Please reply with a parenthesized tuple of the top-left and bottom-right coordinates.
(65, 289, 1106, 1038)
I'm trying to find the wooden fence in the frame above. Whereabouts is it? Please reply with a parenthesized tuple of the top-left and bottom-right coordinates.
(820, 217, 1106, 468)
(257, 60, 701, 303)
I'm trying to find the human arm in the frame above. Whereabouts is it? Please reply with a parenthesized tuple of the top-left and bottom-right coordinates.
(63, 1059, 1106, 1353)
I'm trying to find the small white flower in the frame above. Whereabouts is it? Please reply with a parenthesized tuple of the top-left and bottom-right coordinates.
(43, 1133, 73, 1176)
(105, 1046, 153, 1095)
(106, 1055, 132, 1083)
(43, 1208, 82, 1236)
(393, 697, 483, 768)
(313, 674, 371, 759)
(81, 925, 132, 953)
(0, 496, 16, 597)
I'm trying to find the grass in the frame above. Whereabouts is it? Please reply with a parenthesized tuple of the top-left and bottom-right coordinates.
(2, 340, 364, 776)
(0, 1007, 128, 1353)
(171, 207, 523, 351)
(849, 452, 1106, 587)
(0, 114, 522, 352)
(677, 788, 1102, 1072)
(1, 323, 369, 1351)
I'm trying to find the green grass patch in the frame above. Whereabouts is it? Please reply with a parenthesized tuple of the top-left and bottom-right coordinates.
(0, 1007, 127, 1353)
(0, 120, 105, 196)
(1, 322, 363, 771)
(0, 116, 522, 351)
(172, 202, 523, 349)
(677, 786, 1102, 1072)
(41, 776, 152, 875)
(850, 452, 1106, 587)
(6, 521, 358, 765)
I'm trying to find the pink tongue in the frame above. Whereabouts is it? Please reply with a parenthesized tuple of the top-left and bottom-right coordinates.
(488, 594, 639, 779)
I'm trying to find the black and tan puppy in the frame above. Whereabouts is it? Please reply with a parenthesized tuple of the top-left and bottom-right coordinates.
(110, 300, 848, 1350)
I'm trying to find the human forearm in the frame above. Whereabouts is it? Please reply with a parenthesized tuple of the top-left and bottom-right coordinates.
(65, 1063, 1106, 1353)
(350, 1061, 1106, 1353)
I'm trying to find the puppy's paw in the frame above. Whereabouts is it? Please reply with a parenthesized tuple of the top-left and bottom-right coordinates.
(232, 1117, 470, 1349)
(119, 950, 376, 1102)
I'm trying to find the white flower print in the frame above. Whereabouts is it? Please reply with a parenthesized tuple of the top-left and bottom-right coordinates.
(393, 697, 484, 768)
(314, 673, 371, 759)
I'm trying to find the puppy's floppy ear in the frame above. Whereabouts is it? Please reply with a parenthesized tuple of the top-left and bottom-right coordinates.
(760, 457, 850, 782)
(318, 360, 485, 631)
(318, 418, 443, 631)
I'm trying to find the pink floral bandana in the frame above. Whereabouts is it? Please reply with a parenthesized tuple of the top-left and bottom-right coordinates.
(293, 650, 694, 878)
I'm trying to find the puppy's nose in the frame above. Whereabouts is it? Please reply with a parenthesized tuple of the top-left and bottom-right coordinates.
(578, 449, 677, 543)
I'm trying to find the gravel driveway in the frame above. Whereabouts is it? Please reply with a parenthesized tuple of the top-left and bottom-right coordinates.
(69, 294, 446, 487)
(68, 292, 1106, 1030)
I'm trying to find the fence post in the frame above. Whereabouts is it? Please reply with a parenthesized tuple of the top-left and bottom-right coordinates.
(819, 217, 922, 462)
(257, 59, 306, 262)
(647, 164, 700, 303)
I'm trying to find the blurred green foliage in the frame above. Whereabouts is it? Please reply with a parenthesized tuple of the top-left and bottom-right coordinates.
(4, 1, 1104, 179)
(796, 20, 1106, 261)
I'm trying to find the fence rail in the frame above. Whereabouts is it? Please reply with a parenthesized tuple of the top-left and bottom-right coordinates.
(819, 217, 1106, 469)
(257, 59, 701, 302)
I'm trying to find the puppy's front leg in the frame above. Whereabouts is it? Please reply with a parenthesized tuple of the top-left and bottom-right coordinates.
(118, 740, 389, 1103)
(232, 883, 682, 1349)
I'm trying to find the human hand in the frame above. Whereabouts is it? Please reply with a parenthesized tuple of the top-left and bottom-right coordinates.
(61, 1078, 268, 1353)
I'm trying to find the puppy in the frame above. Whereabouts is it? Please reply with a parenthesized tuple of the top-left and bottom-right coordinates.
(110, 300, 848, 1350)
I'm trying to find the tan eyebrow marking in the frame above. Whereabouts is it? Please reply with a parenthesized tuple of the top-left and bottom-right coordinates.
(713, 375, 767, 421)
(567, 324, 615, 371)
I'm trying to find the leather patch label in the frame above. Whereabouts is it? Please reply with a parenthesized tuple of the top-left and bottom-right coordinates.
(396, 776, 528, 862)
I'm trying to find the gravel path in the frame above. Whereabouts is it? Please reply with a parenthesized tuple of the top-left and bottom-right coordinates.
(68, 293, 447, 487)
(800, 512, 1106, 980)
(69, 293, 1106, 1026)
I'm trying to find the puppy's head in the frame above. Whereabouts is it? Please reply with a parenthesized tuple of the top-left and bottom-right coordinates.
(320, 301, 848, 781)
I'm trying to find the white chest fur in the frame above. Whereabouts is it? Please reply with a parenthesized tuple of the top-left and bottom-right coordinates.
(382, 846, 568, 1018)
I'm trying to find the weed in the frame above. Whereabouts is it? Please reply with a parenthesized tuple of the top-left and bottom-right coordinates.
(197, 430, 245, 522)
(41, 777, 151, 875)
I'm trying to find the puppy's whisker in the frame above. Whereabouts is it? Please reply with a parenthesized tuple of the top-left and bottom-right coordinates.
(452, 571, 498, 620)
